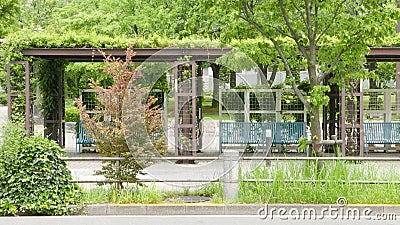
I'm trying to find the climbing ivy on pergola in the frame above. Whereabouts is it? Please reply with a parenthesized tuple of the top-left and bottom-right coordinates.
(2, 31, 400, 154)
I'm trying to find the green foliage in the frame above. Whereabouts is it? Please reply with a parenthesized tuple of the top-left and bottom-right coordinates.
(0, 120, 81, 215)
(76, 49, 167, 187)
(297, 137, 308, 153)
(373, 62, 396, 86)
(65, 62, 112, 98)
(308, 85, 331, 108)
(20, 0, 68, 31)
(239, 160, 400, 204)
(36, 59, 66, 118)
(65, 106, 79, 123)
(0, 91, 7, 105)
(193, 183, 223, 203)
(82, 184, 164, 204)
(204, 0, 400, 149)
(0, 0, 20, 37)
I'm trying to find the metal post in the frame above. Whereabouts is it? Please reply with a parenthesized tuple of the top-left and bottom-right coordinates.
(244, 90, 250, 122)
(6, 62, 11, 120)
(223, 150, 239, 202)
(173, 64, 179, 156)
(276, 90, 282, 122)
(7, 61, 31, 136)
(384, 90, 392, 122)
(265, 129, 272, 165)
(265, 129, 272, 155)
(24, 61, 30, 137)
(397, 63, 400, 118)
(341, 84, 346, 156)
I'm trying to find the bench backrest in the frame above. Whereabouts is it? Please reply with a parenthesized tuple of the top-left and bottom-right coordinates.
(76, 122, 96, 144)
(364, 122, 400, 144)
(220, 122, 306, 145)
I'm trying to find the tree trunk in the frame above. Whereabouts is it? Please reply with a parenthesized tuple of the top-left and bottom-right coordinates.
(269, 64, 278, 87)
(229, 70, 236, 88)
(258, 64, 268, 85)
(307, 55, 322, 155)
(310, 106, 322, 155)
(257, 63, 278, 87)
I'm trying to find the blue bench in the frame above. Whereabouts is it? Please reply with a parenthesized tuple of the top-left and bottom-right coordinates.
(75, 121, 165, 153)
(364, 122, 400, 152)
(219, 122, 306, 153)
(76, 122, 96, 153)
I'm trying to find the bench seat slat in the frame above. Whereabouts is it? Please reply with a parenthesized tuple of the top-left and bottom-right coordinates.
(220, 122, 306, 146)
(364, 122, 400, 144)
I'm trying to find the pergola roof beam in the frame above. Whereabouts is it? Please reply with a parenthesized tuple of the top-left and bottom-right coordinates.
(22, 48, 231, 62)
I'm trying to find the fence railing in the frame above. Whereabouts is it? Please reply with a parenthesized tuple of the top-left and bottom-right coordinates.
(64, 155, 400, 201)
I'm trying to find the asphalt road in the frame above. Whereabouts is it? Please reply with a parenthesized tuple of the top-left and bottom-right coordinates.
(0, 215, 398, 225)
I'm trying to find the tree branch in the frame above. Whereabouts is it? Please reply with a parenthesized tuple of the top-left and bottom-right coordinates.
(304, 0, 313, 41)
(318, 48, 345, 83)
(316, 0, 346, 43)
(278, 0, 310, 62)
(318, 28, 363, 83)
(291, 1, 306, 27)
(240, 2, 294, 39)
(269, 37, 311, 110)
(240, 1, 310, 109)
(313, 1, 318, 40)
(239, 7, 271, 38)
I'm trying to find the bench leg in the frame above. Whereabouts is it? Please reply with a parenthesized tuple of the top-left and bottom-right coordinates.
(76, 143, 81, 154)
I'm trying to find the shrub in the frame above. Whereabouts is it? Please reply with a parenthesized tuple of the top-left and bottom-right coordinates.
(0, 120, 81, 216)
(0, 91, 7, 105)
(65, 106, 80, 122)
(76, 48, 167, 188)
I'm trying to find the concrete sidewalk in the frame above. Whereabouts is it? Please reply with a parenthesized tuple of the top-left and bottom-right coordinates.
(84, 203, 400, 216)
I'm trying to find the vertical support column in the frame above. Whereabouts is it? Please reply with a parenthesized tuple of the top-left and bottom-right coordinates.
(340, 86, 346, 156)
(43, 61, 65, 148)
(191, 63, 197, 156)
(244, 90, 250, 122)
(6, 61, 32, 137)
(59, 67, 65, 148)
(173, 65, 179, 156)
(276, 90, 282, 122)
(173, 62, 197, 159)
(223, 150, 239, 202)
(384, 90, 392, 122)
(196, 63, 203, 152)
(396, 1, 400, 120)
(6, 63, 12, 120)
(360, 91, 364, 157)
(219, 88, 223, 154)
(340, 81, 364, 156)
(265, 129, 272, 165)
(396, 63, 400, 117)
(24, 62, 31, 137)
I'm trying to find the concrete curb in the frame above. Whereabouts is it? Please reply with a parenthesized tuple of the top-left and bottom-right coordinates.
(84, 204, 400, 216)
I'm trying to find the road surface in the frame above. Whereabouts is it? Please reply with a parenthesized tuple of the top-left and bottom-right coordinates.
(0, 215, 397, 225)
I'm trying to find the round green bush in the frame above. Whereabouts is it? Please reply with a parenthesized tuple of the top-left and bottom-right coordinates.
(0, 121, 81, 215)
(65, 106, 80, 123)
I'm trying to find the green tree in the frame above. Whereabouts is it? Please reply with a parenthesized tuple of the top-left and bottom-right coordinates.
(0, 0, 20, 37)
(19, 0, 68, 30)
(205, 0, 399, 154)
(48, 0, 135, 37)
(76, 49, 166, 188)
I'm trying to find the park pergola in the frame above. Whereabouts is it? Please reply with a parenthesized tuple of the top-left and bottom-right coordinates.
(7, 47, 230, 157)
(6, 46, 400, 156)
